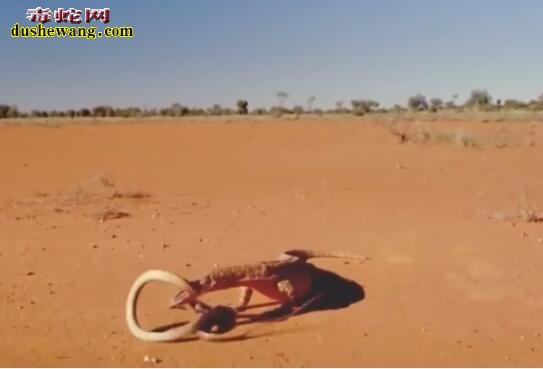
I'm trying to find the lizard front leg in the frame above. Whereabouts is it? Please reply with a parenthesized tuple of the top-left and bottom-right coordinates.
(248, 279, 297, 321)
(233, 286, 253, 312)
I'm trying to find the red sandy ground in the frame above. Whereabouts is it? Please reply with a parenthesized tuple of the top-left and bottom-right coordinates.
(0, 116, 542, 367)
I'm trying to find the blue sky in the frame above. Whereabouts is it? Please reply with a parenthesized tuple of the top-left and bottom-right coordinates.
(1, 0, 543, 110)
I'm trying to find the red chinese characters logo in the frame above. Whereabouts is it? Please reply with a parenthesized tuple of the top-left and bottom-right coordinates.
(26, 7, 111, 24)
(26, 7, 52, 23)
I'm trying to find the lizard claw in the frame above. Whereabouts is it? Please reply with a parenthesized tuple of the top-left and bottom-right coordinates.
(169, 289, 195, 309)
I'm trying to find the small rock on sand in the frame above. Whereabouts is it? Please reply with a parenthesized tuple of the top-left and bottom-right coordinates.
(143, 355, 161, 364)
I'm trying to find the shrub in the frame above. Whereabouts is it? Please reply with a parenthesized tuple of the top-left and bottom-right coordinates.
(207, 104, 220, 115)
(465, 89, 492, 109)
(251, 108, 268, 115)
(189, 108, 206, 116)
(390, 104, 407, 113)
(445, 101, 457, 109)
(92, 105, 115, 117)
(270, 106, 290, 117)
(503, 99, 527, 110)
(236, 100, 249, 115)
(171, 103, 189, 117)
(160, 104, 189, 117)
(78, 108, 91, 117)
(350, 99, 379, 116)
(31, 110, 49, 118)
(430, 98, 444, 109)
(407, 94, 428, 111)
(292, 105, 304, 116)
(0, 104, 19, 119)
(116, 107, 142, 118)
(528, 100, 543, 111)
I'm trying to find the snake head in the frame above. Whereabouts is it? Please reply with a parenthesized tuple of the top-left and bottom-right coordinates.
(169, 288, 196, 309)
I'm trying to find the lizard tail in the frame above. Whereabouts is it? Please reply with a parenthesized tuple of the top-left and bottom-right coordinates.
(126, 270, 200, 342)
(279, 249, 370, 262)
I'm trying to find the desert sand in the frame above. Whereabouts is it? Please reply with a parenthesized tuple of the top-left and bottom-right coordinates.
(1, 116, 542, 367)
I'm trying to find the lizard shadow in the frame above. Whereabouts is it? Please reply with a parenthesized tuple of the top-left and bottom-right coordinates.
(238, 265, 365, 322)
(298, 265, 365, 314)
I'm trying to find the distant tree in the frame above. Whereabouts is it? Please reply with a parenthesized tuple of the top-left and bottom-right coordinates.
(430, 98, 444, 109)
(78, 108, 91, 117)
(528, 99, 543, 111)
(390, 104, 406, 113)
(236, 100, 249, 115)
(407, 94, 428, 111)
(465, 89, 492, 109)
(306, 96, 316, 112)
(292, 105, 304, 116)
(189, 107, 206, 116)
(351, 99, 379, 115)
(0, 104, 19, 119)
(251, 107, 268, 115)
(206, 104, 233, 115)
(335, 100, 345, 111)
(141, 108, 157, 117)
(270, 106, 290, 117)
(276, 91, 289, 107)
(171, 103, 189, 117)
(116, 107, 142, 118)
(207, 104, 223, 115)
(31, 110, 49, 118)
(0, 105, 9, 119)
(445, 100, 457, 109)
(92, 105, 115, 117)
(503, 99, 527, 110)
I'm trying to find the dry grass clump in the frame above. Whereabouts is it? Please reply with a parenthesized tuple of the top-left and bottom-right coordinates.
(95, 209, 131, 222)
(515, 194, 543, 223)
(111, 191, 150, 200)
(488, 194, 543, 223)
(383, 121, 482, 148)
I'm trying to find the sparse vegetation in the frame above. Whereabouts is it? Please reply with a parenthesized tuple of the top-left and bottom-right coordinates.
(3, 89, 543, 121)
